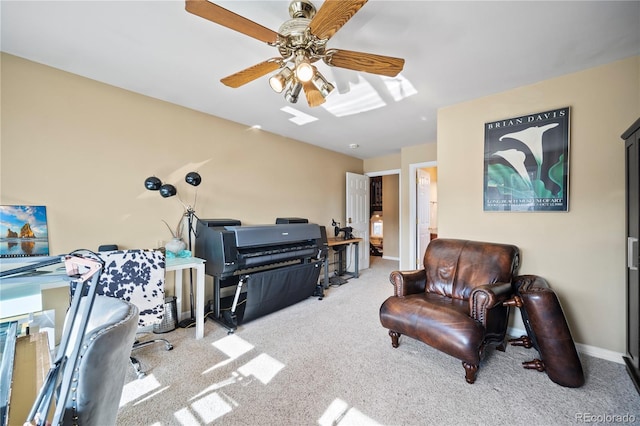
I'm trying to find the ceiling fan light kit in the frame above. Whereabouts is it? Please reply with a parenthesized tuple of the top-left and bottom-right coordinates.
(269, 67, 293, 93)
(294, 50, 314, 83)
(311, 68, 335, 97)
(185, 0, 405, 108)
(285, 81, 303, 104)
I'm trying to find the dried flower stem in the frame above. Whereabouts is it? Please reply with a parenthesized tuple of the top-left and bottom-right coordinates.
(162, 217, 183, 239)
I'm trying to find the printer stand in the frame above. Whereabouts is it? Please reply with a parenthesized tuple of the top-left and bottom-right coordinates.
(211, 261, 322, 333)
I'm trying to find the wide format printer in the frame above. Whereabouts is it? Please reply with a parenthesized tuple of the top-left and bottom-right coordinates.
(195, 220, 327, 332)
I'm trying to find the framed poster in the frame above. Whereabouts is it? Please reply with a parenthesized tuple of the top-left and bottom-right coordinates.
(484, 107, 570, 212)
(0, 205, 50, 257)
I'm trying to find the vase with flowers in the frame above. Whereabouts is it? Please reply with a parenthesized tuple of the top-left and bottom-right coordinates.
(162, 216, 187, 254)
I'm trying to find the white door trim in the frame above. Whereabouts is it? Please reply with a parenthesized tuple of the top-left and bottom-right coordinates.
(409, 161, 437, 269)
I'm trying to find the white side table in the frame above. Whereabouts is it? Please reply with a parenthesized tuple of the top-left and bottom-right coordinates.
(165, 257, 206, 339)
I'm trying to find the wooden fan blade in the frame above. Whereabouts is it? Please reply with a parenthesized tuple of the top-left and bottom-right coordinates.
(325, 49, 405, 77)
(185, 0, 280, 44)
(303, 82, 326, 107)
(220, 60, 282, 88)
(308, 0, 368, 41)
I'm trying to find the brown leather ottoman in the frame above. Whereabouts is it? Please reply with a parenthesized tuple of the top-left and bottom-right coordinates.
(504, 275, 585, 387)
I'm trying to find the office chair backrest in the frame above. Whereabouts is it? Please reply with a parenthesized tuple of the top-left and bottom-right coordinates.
(62, 295, 139, 425)
(96, 249, 166, 328)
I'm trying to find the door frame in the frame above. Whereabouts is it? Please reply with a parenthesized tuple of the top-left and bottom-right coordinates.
(410, 161, 437, 269)
(366, 169, 401, 262)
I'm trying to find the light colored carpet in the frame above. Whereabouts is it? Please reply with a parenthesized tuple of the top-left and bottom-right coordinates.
(117, 258, 640, 425)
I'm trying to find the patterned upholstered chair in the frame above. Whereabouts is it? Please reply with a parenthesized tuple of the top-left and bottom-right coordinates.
(94, 249, 173, 378)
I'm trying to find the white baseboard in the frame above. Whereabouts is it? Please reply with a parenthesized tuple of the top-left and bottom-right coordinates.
(575, 343, 625, 364)
(382, 256, 400, 261)
(507, 326, 624, 364)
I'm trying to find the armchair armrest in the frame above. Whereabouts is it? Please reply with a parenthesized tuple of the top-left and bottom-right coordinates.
(470, 282, 513, 326)
(389, 269, 426, 297)
(513, 274, 549, 293)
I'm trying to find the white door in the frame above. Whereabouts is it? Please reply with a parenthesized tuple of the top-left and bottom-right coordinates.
(417, 168, 430, 268)
(346, 172, 370, 270)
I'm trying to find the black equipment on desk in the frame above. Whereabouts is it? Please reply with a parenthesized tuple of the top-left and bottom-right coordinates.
(195, 222, 326, 332)
(275, 217, 309, 224)
(331, 219, 354, 240)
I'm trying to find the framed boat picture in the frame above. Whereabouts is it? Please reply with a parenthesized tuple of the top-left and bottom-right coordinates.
(0, 205, 50, 257)
(483, 107, 570, 212)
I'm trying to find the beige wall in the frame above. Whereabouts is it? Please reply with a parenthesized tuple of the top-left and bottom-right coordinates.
(1, 53, 362, 329)
(438, 56, 640, 352)
(363, 153, 401, 173)
(1, 53, 362, 250)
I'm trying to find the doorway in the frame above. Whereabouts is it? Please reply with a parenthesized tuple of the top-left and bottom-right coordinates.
(366, 170, 400, 265)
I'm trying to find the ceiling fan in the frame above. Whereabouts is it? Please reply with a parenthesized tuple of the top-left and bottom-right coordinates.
(185, 0, 405, 107)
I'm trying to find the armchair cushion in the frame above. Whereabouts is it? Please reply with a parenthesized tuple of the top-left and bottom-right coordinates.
(381, 293, 485, 363)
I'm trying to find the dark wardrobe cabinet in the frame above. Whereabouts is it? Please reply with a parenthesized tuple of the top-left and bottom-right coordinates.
(622, 117, 640, 393)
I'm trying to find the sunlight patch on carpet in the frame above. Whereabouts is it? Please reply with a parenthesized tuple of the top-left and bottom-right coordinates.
(237, 353, 285, 384)
(190, 371, 241, 400)
(213, 334, 254, 359)
(319, 398, 383, 426)
(174, 392, 233, 424)
(119, 374, 163, 407)
(203, 334, 255, 374)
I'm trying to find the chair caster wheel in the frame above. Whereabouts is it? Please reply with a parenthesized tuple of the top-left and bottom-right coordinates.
(166, 344, 173, 351)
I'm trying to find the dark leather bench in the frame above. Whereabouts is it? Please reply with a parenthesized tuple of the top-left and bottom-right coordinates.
(504, 275, 585, 387)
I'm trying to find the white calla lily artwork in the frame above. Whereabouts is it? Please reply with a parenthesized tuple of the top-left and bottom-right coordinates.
(499, 123, 559, 180)
(484, 107, 570, 212)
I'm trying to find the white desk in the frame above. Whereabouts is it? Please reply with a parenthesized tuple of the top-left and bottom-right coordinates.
(0, 256, 68, 319)
(1, 256, 208, 339)
(165, 257, 206, 339)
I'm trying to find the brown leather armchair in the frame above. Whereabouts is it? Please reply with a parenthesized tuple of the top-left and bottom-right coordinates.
(379, 238, 520, 384)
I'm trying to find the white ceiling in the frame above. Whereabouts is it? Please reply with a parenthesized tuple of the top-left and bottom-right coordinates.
(2, 1, 639, 159)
